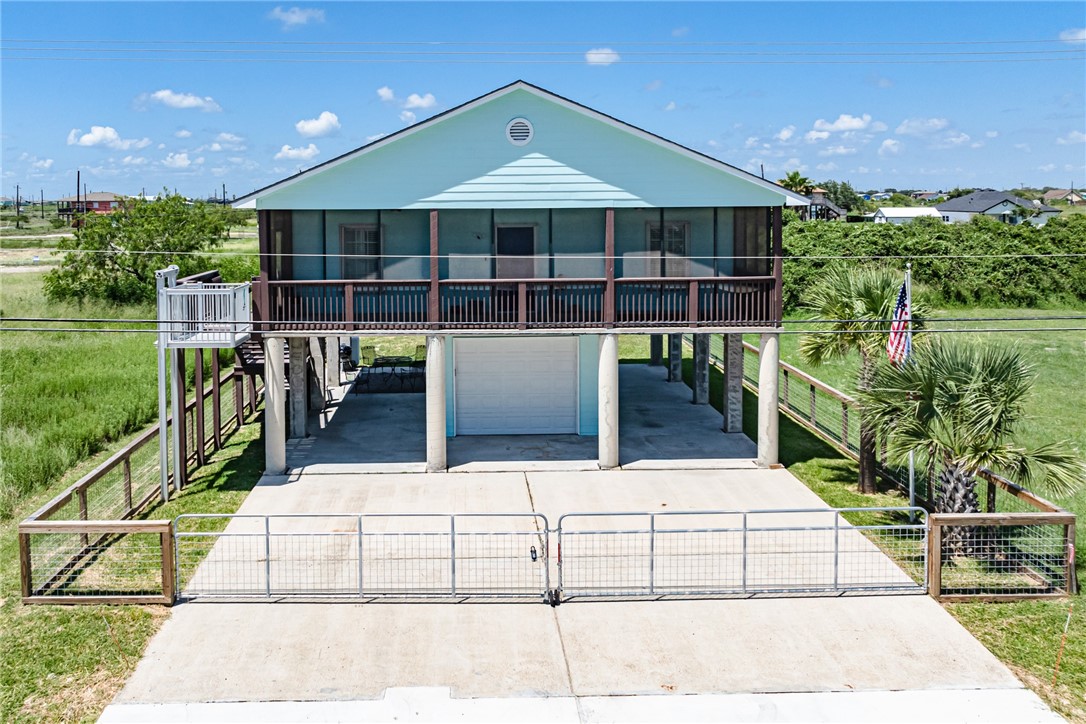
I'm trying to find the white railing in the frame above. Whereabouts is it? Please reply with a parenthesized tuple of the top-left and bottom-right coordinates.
(162, 283, 251, 348)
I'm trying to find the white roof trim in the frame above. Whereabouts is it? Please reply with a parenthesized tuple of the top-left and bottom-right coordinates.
(234, 81, 809, 208)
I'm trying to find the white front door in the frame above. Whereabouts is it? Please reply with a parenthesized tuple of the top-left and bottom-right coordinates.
(455, 337, 578, 435)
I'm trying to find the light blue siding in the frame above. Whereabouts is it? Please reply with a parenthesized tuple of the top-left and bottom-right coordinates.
(257, 89, 789, 210)
(578, 335, 599, 435)
(552, 209, 605, 278)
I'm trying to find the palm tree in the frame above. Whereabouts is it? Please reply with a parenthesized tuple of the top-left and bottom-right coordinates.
(859, 339, 1084, 554)
(798, 266, 927, 494)
(778, 171, 813, 196)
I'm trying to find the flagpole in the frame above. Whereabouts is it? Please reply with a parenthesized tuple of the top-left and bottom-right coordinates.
(906, 262, 916, 516)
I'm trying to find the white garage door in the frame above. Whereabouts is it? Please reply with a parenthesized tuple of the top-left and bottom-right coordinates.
(455, 337, 578, 435)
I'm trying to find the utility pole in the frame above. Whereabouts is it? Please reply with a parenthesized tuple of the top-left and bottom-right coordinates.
(40, 189, 45, 219)
(15, 184, 21, 229)
(222, 183, 227, 207)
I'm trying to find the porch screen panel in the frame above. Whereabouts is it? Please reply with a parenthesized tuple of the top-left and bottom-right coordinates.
(647, 220, 690, 278)
(733, 207, 769, 277)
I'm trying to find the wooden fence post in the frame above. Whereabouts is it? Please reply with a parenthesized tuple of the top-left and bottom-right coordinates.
(927, 520, 942, 599)
(809, 385, 817, 426)
(19, 531, 32, 598)
(211, 352, 222, 450)
(247, 374, 257, 416)
(234, 368, 244, 426)
(123, 458, 133, 511)
(1067, 521, 1078, 595)
(77, 487, 89, 546)
(194, 349, 206, 467)
(160, 524, 176, 606)
(841, 403, 849, 449)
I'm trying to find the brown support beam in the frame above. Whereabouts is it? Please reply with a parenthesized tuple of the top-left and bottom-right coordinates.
(160, 526, 176, 605)
(234, 367, 245, 425)
(194, 349, 206, 467)
(257, 210, 272, 336)
(604, 208, 615, 327)
(247, 373, 257, 417)
(19, 532, 32, 598)
(174, 350, 188, 488)
(211, 352, 222, 450)
(429, 210, 440, 328)
(772, 206, 783, 325)
(688, 280, 699, 326)
(517, 282, 528, 330)
(927, 522, 942, 599)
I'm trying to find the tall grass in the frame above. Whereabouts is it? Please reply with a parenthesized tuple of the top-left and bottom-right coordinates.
(0, 273, 159, 518)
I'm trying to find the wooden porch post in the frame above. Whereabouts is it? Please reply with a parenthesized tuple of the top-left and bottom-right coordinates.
(604, 208, 615, 327)
(211, 351, 222, 450)
(429, 210, 440, 329)
(256, 209, 272, 336)
(772, 206, 783, 325)
(194, 349, 206, 466)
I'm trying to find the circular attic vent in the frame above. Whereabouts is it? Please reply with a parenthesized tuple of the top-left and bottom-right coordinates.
(506, 117, 534, 146)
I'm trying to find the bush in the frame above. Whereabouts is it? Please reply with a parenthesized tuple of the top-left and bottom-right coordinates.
(782, 214, 1086, 312)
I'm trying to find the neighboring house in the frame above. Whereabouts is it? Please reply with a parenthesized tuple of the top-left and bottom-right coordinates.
(233, 81, 808, 474)
(0, 196, 13, 208)
(57, 191, 124, 218)
(937, 190, 1060, 226)
(873, 207, 943, 224)
(867, 192, 893, 202)
(1041, 188, 1082, 205)
(910, 191, 946, 203)
(798, 188, 845, 221)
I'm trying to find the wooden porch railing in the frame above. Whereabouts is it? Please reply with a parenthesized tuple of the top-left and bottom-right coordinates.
(256, 275, 779, 332)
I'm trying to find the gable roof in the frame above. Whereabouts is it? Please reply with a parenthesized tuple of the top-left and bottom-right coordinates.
(235, 81, 808, 209)
(875, 207, 942, 218)
(937, 190, 1058, 214)
(57, 191, 122, 203)
(1041, 188, 1080, 201)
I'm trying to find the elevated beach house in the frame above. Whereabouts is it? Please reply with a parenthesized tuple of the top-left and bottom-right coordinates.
(234, 81, 808, 473)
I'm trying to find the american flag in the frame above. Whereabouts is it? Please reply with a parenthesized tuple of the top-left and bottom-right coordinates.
(886, 279, 911, 364)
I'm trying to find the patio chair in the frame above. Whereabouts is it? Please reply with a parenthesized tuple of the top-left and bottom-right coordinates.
(352, 345, 377, 394)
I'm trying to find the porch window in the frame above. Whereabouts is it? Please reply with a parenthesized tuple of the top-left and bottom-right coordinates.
(733, 208, 769, 277)
(647, 221, 690, 277)
(341, 224, 381, 279)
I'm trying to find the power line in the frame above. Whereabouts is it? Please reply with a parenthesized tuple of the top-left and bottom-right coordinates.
(5, 315, 1085, 325)
(3, 37, 1074, 47)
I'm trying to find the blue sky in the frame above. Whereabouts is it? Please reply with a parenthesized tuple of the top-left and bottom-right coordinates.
(2, 1, 1084, 200)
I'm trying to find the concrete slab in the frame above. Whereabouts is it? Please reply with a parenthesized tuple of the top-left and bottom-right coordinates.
(101, 687, 1062, 724)
(286, 364, 754, 473)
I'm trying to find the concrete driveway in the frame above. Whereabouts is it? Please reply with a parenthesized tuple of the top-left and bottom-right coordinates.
(102, 467, 1058, 722)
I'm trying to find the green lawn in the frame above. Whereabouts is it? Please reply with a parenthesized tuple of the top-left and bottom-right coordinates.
(0, 419, 264, 723)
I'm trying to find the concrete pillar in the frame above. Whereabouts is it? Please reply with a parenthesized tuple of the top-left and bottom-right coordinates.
(324, 337, 340, 389)
(264, 337, 287, 474)
(667, 333, 682, 382)
(306, 337, 326, 411)
(693, 333, 710, 405)
(723, 334, 744, 433)
(649, 334, 664, 366)
(288, 337, 307, 439)
(598, 334, 620, 469)
(425, 335, 447, 472)
(757, 333, 780, 467)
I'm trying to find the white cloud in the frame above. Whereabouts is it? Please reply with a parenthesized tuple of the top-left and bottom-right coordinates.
(1038, 163, 1057, 172)
(162, 152, 192, 169)
(663, 101, 677, 112)
(147, 89, 221, 112)
(985, 130, 999, 138)
(896, 117, 949, 136)
(644, 79, 663, 92)
(870, 121, 888, 132)
(31, 158, 54, 170)
(403, 93, 436, 110)
(269, 6, 325, 29)
(744, 136, 760, 149)
(783, 158, 806, 171)
(878, 139, 902, 157)
(855, 166, 871, 174)
(67, 126, 151, 151)
(818, 145, 857, 157)
(706, 139, 722, 149)
(121, 156, 147, 166)
(295, 110, 341, 137)
(1056, 130, 1086, 145)
(157, 143, 166, 150)
(813, 113, 872, 132)
(671, 26, 690, 37)
(804, 130, 830, 143)
(816, 162, 838, 172)
(377, 86, 395, 102)
(399, 110, 416, 124)
(274, 143, 319, 161)
(175, 129, 192, 138)
(585, 47, 620, 66)
(775, 125, 796, 142)
(1058, 27, 1085, 44)
(936, 132, 971, 148)
(1014, 143, 1032, 153)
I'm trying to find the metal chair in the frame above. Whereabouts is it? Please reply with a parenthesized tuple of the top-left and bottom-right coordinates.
(353, 346, 377, 394)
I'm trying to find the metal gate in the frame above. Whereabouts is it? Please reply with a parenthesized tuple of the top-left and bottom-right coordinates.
(174, 507, 926, 602)
(174, 513, 550, 601)
(556, 508, 927, 599)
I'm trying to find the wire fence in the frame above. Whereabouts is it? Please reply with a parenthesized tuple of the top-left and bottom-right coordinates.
(728, 336, 1076, 599)
(556, 508, 927, 599)
(174, 513, 551, 601)
(19, 365, 262, 603)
